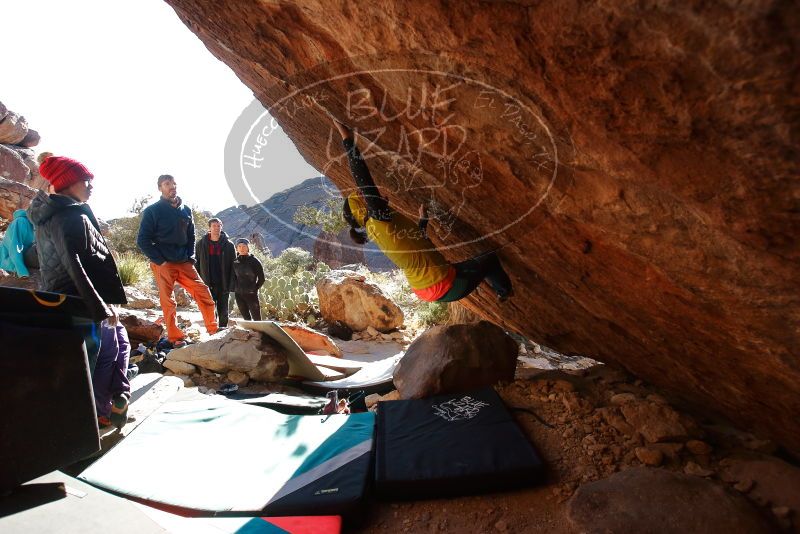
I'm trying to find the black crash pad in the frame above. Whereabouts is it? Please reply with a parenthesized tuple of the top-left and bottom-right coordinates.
(374, 387, 545, 498)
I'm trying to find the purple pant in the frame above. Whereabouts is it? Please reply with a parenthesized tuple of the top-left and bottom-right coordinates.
(92, 320, 131, 418)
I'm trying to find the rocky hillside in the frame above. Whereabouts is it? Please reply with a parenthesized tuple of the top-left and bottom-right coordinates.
(166, 1, 799, 451)
(215, 175, 392, 269)
(0, 101, 43, 224)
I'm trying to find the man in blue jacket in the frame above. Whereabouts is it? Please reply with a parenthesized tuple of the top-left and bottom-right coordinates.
(137, 174, 218, 347)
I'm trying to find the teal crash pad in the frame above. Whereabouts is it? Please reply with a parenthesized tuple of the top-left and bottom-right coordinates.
(79, 396, 374, 516)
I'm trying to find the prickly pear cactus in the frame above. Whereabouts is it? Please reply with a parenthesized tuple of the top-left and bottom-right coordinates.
(256, 255, 330, 324)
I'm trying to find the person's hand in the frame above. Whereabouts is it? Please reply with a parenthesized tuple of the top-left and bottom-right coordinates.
(107, 305, 119, 326)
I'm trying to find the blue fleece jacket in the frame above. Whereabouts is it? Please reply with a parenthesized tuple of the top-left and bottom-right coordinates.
(136, 197, 195, 264)
(0, 209, 35, 276)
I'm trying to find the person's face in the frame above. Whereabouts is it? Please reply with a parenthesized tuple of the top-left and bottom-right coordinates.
(63, 178, 92, 202)
(159, 178, 177, 199)
(236, 243, 249, 255)
(209, 221, 222, 238)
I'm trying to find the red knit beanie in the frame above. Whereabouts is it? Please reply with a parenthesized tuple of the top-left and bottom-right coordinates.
(38, 153, 93, 192)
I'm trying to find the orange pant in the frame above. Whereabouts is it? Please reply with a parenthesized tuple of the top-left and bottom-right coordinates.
(150, 261, 218, 342)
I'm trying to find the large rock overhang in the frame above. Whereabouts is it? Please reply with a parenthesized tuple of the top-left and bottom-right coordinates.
(164, 0, 799, 451)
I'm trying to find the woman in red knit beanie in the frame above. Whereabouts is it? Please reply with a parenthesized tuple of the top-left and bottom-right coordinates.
(28, 153, 127, 378)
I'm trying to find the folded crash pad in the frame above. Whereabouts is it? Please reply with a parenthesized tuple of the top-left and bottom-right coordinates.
(374, 387, 544, 498)
(304, 354, 402, 393)
(0, 288, 99, 492)
(239, 320, 345, 381)
(79, 396, 374, 516)
(306, 354, 363, 375)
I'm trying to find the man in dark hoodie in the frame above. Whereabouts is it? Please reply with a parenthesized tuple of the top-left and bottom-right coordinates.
(232, 238, 265, 321)
(195, 218, 235, 327)
(137, 175, 218, 347)
(28, 153, 127, 374)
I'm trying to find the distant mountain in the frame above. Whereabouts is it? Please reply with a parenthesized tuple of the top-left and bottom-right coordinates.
(215, 176, 392, 270)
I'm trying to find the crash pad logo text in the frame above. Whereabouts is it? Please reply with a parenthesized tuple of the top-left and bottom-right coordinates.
(432, 396, 489, 422)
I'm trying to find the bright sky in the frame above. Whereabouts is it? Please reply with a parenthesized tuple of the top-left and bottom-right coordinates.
(2, 0, 319, 220)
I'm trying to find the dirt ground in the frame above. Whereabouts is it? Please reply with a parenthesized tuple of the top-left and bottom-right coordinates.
(347, 364, 797, 533)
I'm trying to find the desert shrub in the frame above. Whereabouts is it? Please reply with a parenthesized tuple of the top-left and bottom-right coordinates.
(116, 252, 150, 287)
(292, 197, 348, 233)
(415, 300, 450, 327)
(263, 247, 314, 277)
(107, 213, 143, 254)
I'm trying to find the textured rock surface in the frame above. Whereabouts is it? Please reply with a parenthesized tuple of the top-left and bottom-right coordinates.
(316, 270, 403, 332)
(119, 310, 164, 344)
(720, 455, 800, 523)
(167, 326, 289, 381)
(0, 177, 36, 222)
(173, 285, 192, 308)
(162, 359, 197, 376)
(0, 144, 29, 184)
(166, 1, 800, 450)
(619, 399, 699, 443)
(567, 467, 776, 534)
(123, 286, 157, 310)
(393, 320, 518, 399)
(0, 112, 28, 145)
(280, 321, 343, 357)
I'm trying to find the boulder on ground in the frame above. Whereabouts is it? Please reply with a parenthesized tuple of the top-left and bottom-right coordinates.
(123, 286, 157, 309)
(619, 399, 700, 443)
(316, 270, 403, 333)
(173, 285, 191, 307)
(393, 320, 518, 399)
(567, 467, 776, 534)
(163, 359, 197, 376)
(720, 454, 800, 523)
(281, 322, 342, 357)
(0, 112, 28, 145)
(119, 310, 163, 344)
(167, 326, 288, 382)
(227, 370, 249, 387)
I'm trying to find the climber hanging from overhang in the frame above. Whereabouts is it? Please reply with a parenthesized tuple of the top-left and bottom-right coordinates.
(332, 118, 513, 304)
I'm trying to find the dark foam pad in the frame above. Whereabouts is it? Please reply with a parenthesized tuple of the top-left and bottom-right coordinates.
(375, 387, 545, 498)
(0, 288, 99, 491)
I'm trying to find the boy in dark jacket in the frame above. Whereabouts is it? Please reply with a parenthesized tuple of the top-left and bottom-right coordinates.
(232, 238, 265, 321)
(137, 175, 218, 346)
(195, 218, 235, 327)
(28, 154, 127, 373)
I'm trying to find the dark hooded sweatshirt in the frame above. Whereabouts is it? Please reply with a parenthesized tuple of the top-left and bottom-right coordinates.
(28, 191, 126, 321)
(195, 231, 235, 293)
